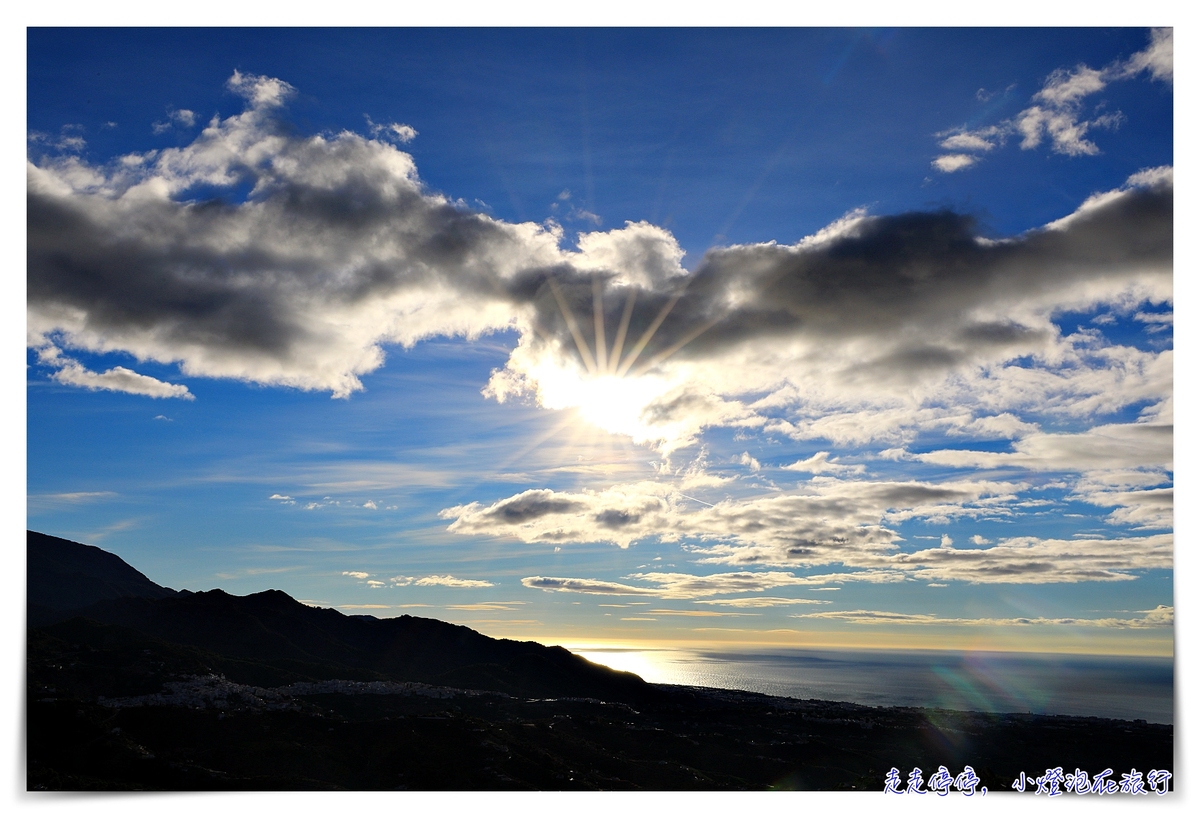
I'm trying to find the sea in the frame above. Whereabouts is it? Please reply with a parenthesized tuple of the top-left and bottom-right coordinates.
(573, 647, 1174, 725)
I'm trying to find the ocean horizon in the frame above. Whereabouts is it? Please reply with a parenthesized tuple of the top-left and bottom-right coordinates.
(575, 646, 1174, 725)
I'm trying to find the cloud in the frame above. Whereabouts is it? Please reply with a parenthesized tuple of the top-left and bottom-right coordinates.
(366, 117, 418, 144)
(28, 72, 1169, 463)
(25, 68, 1175, 595)
(447, 476, 1022, 565)
(931, 154, 978, 173)
(781, 451, 863, 475)
(1073, 486, 1172, 530)
(226, 69, 294, 108)
(933, 29, 1171, 168)
(522, 576, 657, 596)
(643, 609, 758, 617)
(152, 108, 197, 134)
(33, 342, 193, 399)
(29, 125, 87, 153)
(489, 166, 1170, 450)
(1118, 28, 1173, 83)
(525, 570, 906, 599)
(52, 360, 194, 400)
(625, 571, 865, 598)
(342, 571, 370, 579)
(794, 604, 1172, 629)
(938, 131, 999, 152)
(1015, 105, 1121, 157)
(693, 596, 831, 608)
(445, 482, 676, 549)
(30, 490, 116, 504)
(27, 491, 118, 513)
(28, 71, 568, 398)
(413, 574, 494, 588)
(887, 533, 1172, 584)
(915, 420, 1173, 474)
(454, 468, 1169, 583)
(736, 452, 761, 471)
(446, 601, 525, 611)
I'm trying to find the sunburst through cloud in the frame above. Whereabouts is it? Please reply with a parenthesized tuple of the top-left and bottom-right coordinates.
(24, 28, 1175, 794)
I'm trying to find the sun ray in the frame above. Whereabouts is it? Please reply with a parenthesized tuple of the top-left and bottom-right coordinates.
(630, 316, 721, 377)
(592, 275, 608, 373)
(608, 288, 638, 375)
(616, 290, 682, 377)
(547, 277, 597, 374)
(484, 409, 582, 475)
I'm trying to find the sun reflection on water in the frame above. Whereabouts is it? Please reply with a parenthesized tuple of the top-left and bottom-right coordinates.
(571, 646, 1172, 723)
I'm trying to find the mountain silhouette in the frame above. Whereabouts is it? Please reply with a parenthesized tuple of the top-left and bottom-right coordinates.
(26, 532, 1173, 791)
(27, 530, 652, 703)
(27, 531, 185, 626)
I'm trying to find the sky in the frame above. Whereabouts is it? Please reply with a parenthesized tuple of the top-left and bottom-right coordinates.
(24, 27, 1175, 659)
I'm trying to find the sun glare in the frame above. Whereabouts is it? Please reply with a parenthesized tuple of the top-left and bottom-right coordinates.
(552, 372, 666, 442)
(528, 273, 706, 445)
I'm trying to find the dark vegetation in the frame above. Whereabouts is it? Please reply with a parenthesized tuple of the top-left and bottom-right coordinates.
(26, 531, 1173, 791)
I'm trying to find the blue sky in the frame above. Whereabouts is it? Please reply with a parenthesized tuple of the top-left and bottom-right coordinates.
(26, 27, 1174, 656)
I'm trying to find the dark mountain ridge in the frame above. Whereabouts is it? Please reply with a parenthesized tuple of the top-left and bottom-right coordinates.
(27, 530, 186, 626)
(27, 530, 652, 703)
(26, 530, 1173, 791)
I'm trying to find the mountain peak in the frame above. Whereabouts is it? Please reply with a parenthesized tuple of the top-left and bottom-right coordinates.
(27, 530, 183, 625)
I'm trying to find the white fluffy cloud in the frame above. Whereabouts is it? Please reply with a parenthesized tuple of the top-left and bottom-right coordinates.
(51, 361, 194, 400)
(931, 153, 978, 173)
(933, 29, 1172, 170)
(35, 343, 193, 399)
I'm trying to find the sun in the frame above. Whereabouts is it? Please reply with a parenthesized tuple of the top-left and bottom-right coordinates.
(540, 369, 668, 444)
(519, 274, 710, 446)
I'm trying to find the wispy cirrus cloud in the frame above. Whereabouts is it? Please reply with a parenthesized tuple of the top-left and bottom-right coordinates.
(414, 575, 494, 588)
(794, 604, 1172, 629)
(524, 570, 907, 600)
(693, 597, 832, 608)
(522, 577, 657, 596)
(27, 491, 118, 513)
(343, 571, 493, 588)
